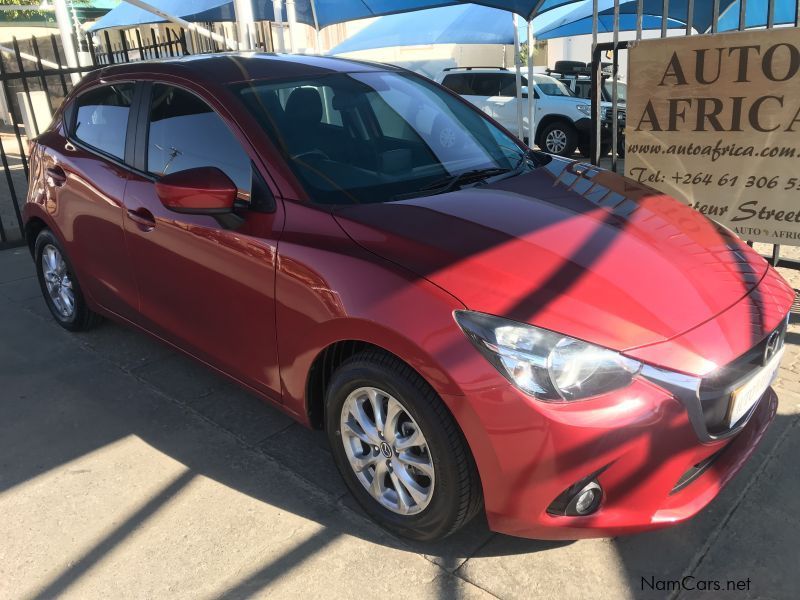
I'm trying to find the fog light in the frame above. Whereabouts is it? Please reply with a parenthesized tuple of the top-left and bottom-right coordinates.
(573, 484, 602, 515)
(547, 477, 604, 516)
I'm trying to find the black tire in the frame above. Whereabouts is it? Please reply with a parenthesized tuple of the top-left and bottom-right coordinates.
(34, 229, 100, 332)
(325, 350, 482, 541)
(539, 121, 578, 157)
(578, 142, 610, 158)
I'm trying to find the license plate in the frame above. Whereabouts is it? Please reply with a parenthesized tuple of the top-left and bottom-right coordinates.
(728, 348, 784, 426)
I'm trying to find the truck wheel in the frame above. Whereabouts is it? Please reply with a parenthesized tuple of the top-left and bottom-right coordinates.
(540, 122, 578, 157)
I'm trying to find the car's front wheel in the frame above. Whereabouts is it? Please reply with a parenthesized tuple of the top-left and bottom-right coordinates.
(326, 350, 482, 541)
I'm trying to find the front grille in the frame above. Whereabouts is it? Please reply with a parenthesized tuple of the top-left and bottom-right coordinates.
(698, 318, 788, 434)
(602, 107, 626, 123)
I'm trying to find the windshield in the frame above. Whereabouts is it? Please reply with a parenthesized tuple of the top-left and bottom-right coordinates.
(532, 75, 574, 97)
(233, 72, 542, 205)
(603, 81, 627, 102)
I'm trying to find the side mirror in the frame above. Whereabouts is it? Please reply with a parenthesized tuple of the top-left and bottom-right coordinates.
(156, 167, 237, 215)
(520, 85, 528, 99)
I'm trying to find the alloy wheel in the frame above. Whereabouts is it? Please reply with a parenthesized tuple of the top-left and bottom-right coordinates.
(545, 129, 568, 154)
(340, 386, 435, 515)
(41, 244, 75, 319)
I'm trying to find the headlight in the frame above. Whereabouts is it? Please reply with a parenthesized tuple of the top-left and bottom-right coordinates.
(576, 104, 592, 117)
(454, 311, 641, 401)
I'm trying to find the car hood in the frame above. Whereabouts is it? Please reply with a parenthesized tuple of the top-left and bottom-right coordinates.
(333, 158, 769, 352)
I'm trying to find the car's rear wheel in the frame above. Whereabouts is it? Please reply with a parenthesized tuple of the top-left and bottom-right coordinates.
(326, 350, 482, 541)
(34, 229, 100, 331)
(540, 121, 578, 157)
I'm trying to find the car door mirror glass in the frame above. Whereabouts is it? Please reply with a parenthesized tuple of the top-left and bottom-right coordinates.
(155, 167, 237, 215)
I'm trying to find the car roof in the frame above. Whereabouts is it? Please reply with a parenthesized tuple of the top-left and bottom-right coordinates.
(86, 52, 402, 86)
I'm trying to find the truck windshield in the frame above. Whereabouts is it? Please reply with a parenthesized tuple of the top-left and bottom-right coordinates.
(232, 71, 545, 205)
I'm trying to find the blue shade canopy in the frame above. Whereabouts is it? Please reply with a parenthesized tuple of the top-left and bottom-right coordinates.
(90, 0, 237, 30)
(329, 4, 515, 54)
(90, 0, 317, 31)
(717, 0, 798, 31)
(535, 0, 688, 39)
(92, 1, 586, 31)
(605, 0, 741, 33)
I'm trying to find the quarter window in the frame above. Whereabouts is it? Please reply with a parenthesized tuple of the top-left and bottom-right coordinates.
(147, 84, 251, 194)
(73, 83, 134, 160)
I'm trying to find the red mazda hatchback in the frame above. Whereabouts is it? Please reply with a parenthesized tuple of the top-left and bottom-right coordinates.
(24, 54, 794, 541)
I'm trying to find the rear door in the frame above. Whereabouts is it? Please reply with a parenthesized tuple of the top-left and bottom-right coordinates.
(440, 72, 497, 119)
(121, 82, 283, 397)
(38, 82, 140, 320)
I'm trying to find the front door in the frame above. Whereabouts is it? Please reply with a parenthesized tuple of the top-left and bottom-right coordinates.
(122, 83, 283, 397)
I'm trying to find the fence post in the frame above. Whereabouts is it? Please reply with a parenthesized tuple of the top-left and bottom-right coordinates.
(103, 30, 114, 64)
(0, 48, 30, 180)
(119, 30, 130, 63)
(11, 38, 42, 141)
(49, 34, 70, 96)
(30, 37, 54, 116)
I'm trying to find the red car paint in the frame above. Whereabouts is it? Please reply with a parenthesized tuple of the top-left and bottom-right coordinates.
(24, 55, 794, 539)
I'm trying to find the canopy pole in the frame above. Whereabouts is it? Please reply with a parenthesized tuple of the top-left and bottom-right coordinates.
(120, 0, 239, 50)
(526, 20, 534, 149)
(54, 0, 80, 84)
(310, 0, 322, 53)
(233, 0, 256, 50)
(272, 0, 286, 53)
(286, 0, 298, 53)
(611, 0, 620, 172)
(513, 13, 524, 141)
(592, 0, 602, 164)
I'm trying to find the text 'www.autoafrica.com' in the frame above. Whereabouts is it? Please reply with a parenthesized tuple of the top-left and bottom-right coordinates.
(626, 139, 799, 163)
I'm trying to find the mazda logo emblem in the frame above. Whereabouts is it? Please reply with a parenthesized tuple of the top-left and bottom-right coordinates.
(763, 331, 781, 366)
(379, 441, 392, 458)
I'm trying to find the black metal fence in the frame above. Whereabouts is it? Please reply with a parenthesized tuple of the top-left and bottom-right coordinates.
(0, 23, 276, 248)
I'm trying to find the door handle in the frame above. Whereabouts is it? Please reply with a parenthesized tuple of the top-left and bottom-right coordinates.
(127, 207, 156, 231)
(45, 166, 67, 187)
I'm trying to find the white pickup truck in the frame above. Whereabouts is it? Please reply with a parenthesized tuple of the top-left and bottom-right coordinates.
(436, 67, 615, 157)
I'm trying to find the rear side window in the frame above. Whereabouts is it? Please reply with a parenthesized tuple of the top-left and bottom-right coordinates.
(469, 74, 501, 97)
(147, 84, 251, 194)
(73, 83, 134, 159)
(441, 73, 473, 95)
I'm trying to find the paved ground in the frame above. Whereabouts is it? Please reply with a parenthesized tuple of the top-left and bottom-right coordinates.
(1, 245, 800, 600)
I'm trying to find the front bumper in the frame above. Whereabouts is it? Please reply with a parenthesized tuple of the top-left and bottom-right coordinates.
(445, 378, 777, 540)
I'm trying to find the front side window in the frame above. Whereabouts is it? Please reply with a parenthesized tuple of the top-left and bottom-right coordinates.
(498, 74, 528, 98)
(73, 83, 134, 159)
(532, 75, 574, 97)
(147, 84, 251, 194)
(234, 71, 544, 205)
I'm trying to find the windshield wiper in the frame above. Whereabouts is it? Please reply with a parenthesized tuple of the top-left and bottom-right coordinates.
(392, 149, 541, 201)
